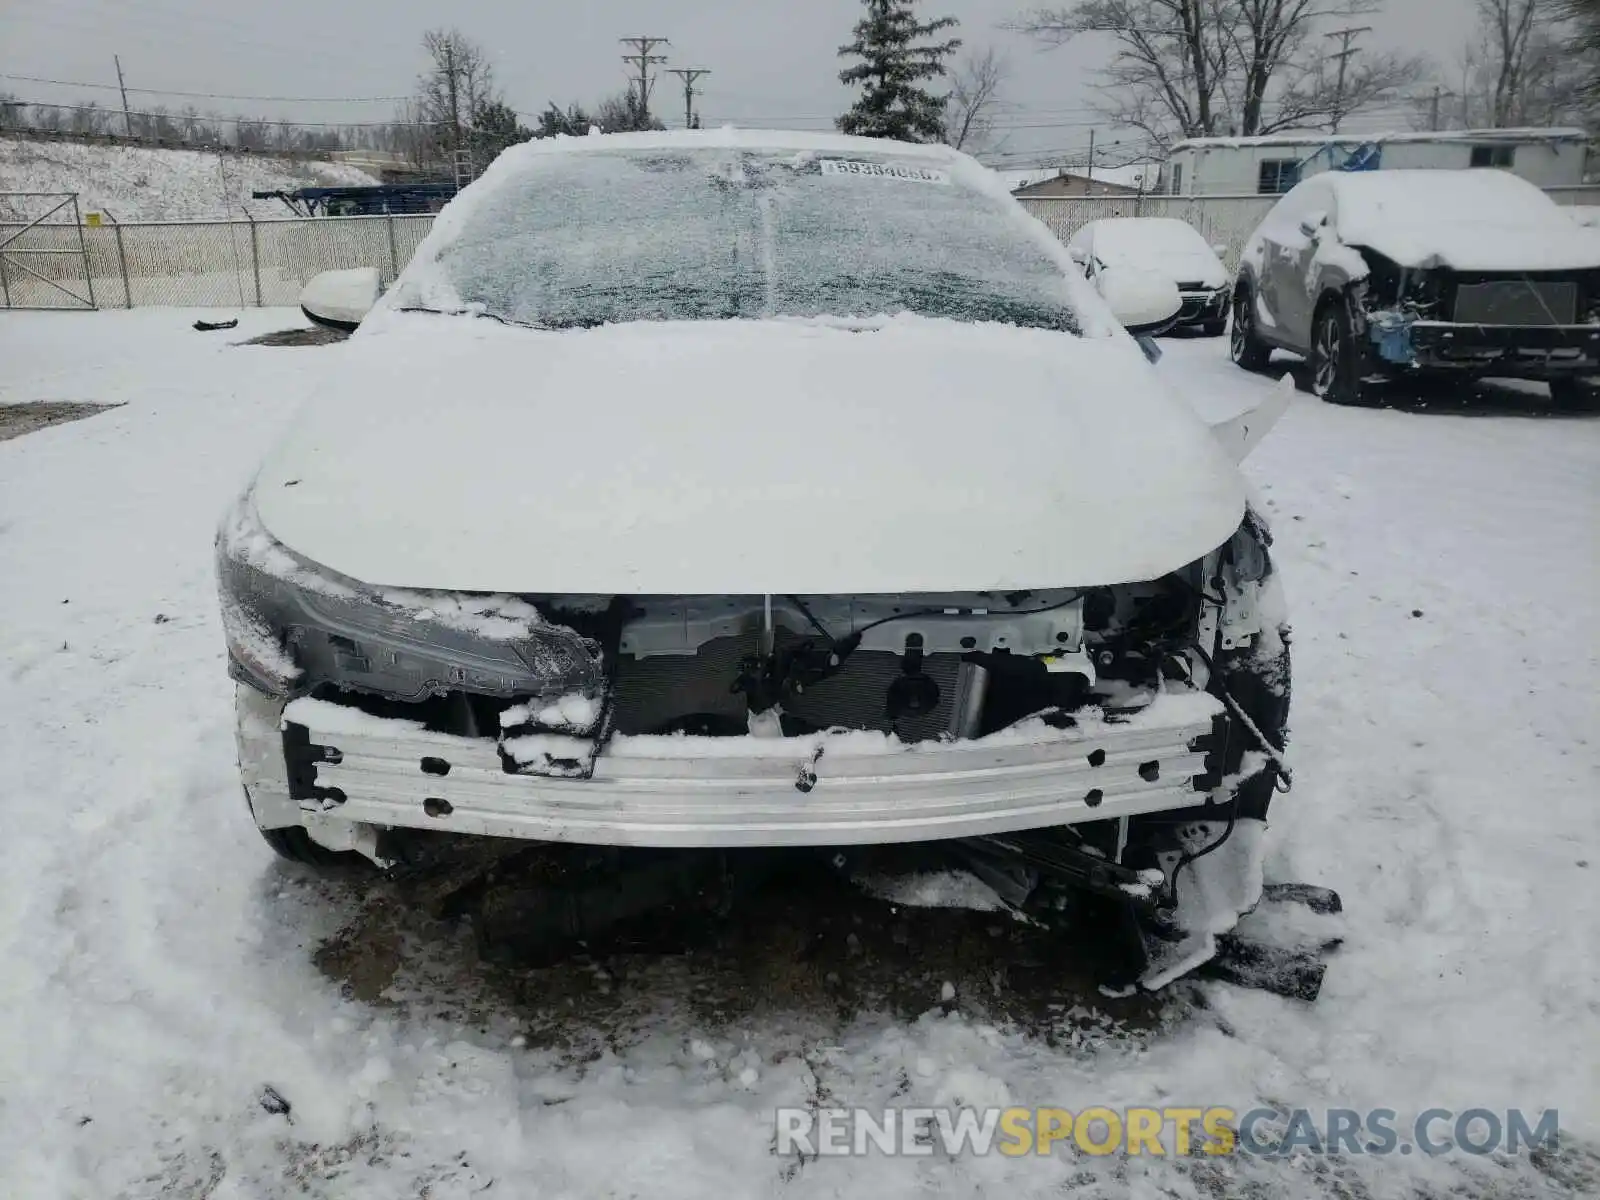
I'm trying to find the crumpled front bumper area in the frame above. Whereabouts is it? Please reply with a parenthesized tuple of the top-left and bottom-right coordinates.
(239, 687, 1229, 849)
(1370, 316, 1600, 375)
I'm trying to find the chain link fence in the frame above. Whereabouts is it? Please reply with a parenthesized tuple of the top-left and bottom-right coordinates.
(5, 185, 1600, 310)
(0, 213, 433, 309)
(0, 193, 97, 309)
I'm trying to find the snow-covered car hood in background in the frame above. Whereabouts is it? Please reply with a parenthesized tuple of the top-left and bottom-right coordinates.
(251, 314, 1247, 594)
(1107, 245, 1228, 289)
(1161, 253, 1229, 290)
(1077, 219, 1230, 290)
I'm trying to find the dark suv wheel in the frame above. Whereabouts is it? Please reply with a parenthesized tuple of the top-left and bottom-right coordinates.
(1229, 286, 1271, 371)
(1309, 299, 1369, 406)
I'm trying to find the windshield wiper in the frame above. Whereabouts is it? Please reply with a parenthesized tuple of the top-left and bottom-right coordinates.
(398, 306, 596, 332)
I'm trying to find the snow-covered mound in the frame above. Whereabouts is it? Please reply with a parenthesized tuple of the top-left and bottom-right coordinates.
(0, 136, 379, 221)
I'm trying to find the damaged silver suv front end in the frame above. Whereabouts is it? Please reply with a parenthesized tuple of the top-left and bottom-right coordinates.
(220, 487, 1300, 994)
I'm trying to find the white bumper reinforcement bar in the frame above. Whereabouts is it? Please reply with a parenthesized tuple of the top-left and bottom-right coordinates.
(246, 691, 1227, 849)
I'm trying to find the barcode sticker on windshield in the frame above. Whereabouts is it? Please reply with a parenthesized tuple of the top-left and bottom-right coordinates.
(820, 159, 951, 184)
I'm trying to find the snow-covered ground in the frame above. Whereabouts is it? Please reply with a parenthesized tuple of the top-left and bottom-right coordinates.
(0, 312, 1596, 1198)
(0, 137, 378, 221)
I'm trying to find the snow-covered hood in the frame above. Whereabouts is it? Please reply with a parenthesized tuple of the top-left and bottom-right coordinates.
(250, 314, 1246, 594)
(1346, 221, 1600, 273)
(1325, 171, 1600, 272)
(1107, 245, 1229, 290)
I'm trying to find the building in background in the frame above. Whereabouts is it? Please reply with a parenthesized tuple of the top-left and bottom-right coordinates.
(1162, 128, 1589, 196)
(999, 162, 1159, 197)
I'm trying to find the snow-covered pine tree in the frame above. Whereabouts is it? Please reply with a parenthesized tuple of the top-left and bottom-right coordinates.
(836, 0, 962, 142)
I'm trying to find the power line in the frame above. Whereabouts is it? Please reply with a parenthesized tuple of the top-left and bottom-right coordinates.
(0, 98, 441, 129)
(4, 66, 1428, 141)
(0, 72, 411, 104)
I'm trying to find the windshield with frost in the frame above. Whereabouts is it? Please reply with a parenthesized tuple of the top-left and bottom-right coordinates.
(395, 148, 1083, 333)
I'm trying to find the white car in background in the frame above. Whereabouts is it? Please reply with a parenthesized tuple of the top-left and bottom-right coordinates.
(1068, 217, 1233, 336)
(220, 131, 1300, 994)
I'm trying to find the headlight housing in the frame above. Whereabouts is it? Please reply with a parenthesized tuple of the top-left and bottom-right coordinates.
(215, 491, 604, 703)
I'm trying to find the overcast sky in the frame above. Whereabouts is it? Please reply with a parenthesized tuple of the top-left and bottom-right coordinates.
(2, 0, 1477, 164)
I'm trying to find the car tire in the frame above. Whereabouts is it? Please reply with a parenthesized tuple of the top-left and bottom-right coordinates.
(258, 823, 361, 868)
(1309, 299, 1368, 406)
(1200, 318, 1228, 338)
(1229, 287, 1271, 371)
(1548, 377, 1600, 412)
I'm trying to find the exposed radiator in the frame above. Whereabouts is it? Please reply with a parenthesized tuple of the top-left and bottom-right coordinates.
(1453, 280, 1577, 326)
(785, 647, 965, 742)
(610, 631, 971, 741)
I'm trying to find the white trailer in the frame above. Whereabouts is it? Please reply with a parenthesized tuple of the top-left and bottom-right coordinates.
(1163, 128, 1589, 196)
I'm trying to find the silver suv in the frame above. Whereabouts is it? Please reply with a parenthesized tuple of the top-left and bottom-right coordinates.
(1230, 169, 1600, 408)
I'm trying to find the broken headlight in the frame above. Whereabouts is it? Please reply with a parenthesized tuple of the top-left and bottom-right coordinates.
(214, 491, 604, 702)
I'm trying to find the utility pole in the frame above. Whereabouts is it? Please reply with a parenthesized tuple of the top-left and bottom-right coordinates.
(444, 39, 461, 159)
(114, 55, 132, 138)
(620, 36, 670, 123)
(1324, 26, 1372, 132)
(1086, 129, 1095, 193)
(667, 68, 710, 129)
(442, 38, 472, 187)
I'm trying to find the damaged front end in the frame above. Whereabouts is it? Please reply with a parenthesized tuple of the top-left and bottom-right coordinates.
(1349, 251, 1600, 380)
(222, 491, 1319, 994)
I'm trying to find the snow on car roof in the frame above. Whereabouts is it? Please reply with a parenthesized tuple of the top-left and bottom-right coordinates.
(1322, 166, 1553, 206)
(506, 126, 962, 160)
(415, 129, 1013, 265)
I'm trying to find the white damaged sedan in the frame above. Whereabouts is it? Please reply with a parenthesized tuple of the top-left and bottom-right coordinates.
(219, 131, 1298, 992)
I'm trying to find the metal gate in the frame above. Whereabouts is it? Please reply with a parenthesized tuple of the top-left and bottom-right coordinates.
(0, 193, 97, 309)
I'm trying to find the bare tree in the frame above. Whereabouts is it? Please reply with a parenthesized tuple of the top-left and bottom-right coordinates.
(1224, 0, 1423, 134)
(1257, 49, 1425, 135)
(1013, 0, 1422, 148)
(389, 99, 438, 168)
(413, 28, 501, 167)
(1477, 0, 1539, 125)
(1561, 0, 1600, 106)
(1012, 1, 1233, 146)
(67, 101, 108, 136)
(595, 90, 666, 133)
(1432, 1, 1600, 128)
(943, 47, 1009, 150)
(1467, 0, 1596, 126)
